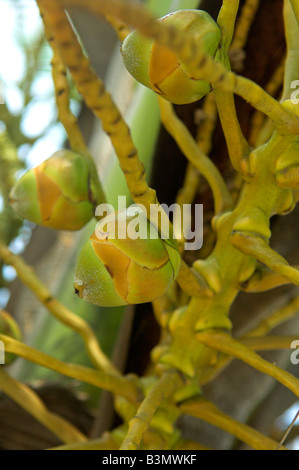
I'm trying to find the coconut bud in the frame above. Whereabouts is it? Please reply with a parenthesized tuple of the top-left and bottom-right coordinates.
(121, 9, 221, 105)
(0, 310, 22, 365)
(9, 150, 102, 231)
(74, 206, 181, 306)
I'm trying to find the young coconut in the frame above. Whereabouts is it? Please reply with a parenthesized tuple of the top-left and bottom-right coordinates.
(9, 150, 103, 231)
(74, 206, 181, 306)
(121, 9, 221, 104)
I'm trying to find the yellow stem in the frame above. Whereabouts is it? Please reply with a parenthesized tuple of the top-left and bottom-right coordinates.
(230, 0, 260, 51)
(59, 0, 299, 135)
(51, 48, 87, 155)
(254, 118, 275, 148)
(119, 370, 183, 450)
(0, 334, 139, 403)
(196, 330, 299, 398)
(38, 0, 206, 299)
(0, 367, 87, 445)
(213, 88, 250, 174)
(289, 0, 299, 26)
(175, 93, 218, 251)
(176, 165, 200, 209)
(241, 335, 299, 351)
(37, 0, 157, 212)
(215, 0, 247, 174)
(44, 7, 106, 204)
(249, 58, 285, 147)
(196, 92, 218, 154)
(240, 265, 298, 293)
(105, 15, 131, 41)
(180, 398, 286, 450)
(176, 260, 214, 299)
(282, 0, 299, 101)
(214, 1, 250, 173)
(0, 240, 118, 375)
(158, 97, 233, 214)
(244, 295, 299, 338)
(50, 432, 119, 450)
(217, 0, 240, 54)
(200, 334, 299, 386)
(152, 294, 175, 330)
